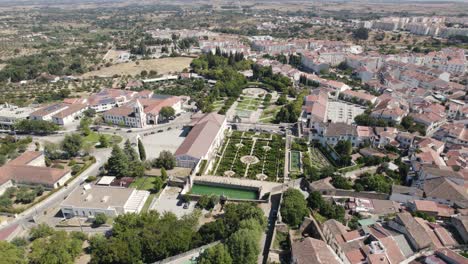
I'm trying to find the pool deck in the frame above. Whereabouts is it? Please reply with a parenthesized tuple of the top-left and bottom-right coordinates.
(194, 175, 283, 198)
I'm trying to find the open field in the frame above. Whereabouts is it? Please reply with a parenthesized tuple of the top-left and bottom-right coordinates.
(82, 57, 193, 78)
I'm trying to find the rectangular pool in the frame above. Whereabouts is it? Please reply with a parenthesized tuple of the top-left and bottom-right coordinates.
(191, 183, 258, 200)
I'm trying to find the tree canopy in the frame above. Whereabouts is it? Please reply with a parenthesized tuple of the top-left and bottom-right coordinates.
(280, 188, 309, 227)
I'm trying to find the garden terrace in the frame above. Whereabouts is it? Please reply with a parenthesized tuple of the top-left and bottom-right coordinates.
(212, 131, 285, 182)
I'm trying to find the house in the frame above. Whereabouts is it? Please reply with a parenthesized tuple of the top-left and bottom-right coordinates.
(291, 237, 342, 264)
(60, 184, 149, 218)
(434, 248, 468, 264)
(433, 123, 468, 147)
(451, 215, 468, 243)
(175, 113, 227, 169)
(0, 151, 71, 192)
(409, 112, 446, 135)
(340, 89, 378, 105)
(418, 165, 465, 186)
(322, 219, 349, 263)
(388, 212, 433, 251)
(422, 177, 467, 206)
(409, 200, 455, 218)
(312, 123, 361, 147)
(390, 185, 423, 204)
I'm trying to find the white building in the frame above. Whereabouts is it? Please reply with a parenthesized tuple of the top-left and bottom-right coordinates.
(61, 184, 150, 218)
(0, 103, 35, 129)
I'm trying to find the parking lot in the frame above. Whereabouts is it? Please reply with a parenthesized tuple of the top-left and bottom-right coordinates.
(139, 127, 188, 160)
(150, 186, 196, 218)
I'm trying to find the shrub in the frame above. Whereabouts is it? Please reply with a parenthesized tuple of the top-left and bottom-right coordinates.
(94, 213, 108, 226)
(86, 176, 97, 183)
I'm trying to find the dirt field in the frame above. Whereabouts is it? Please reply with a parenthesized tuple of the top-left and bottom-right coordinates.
(83, 57, 193, 78)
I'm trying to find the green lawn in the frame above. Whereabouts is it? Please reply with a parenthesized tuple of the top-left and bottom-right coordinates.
(142, 193, 155, 212)
(83, 132, 122, 147)
(130, 177, 157, 191)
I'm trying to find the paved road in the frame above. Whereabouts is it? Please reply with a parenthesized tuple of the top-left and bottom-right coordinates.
(0, 148, 111, 233)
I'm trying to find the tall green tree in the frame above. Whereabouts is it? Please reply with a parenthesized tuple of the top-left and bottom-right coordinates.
(153, 150, 176, 170)
(98, 134, 109, 148)
(124, 139, 139, 161)
(0, 241, 26, 264)
(28, 230, 83, 264)
(106, 145, 129, 177)
(280, 188, 309, 227)
(197, 244, 232, 264)
(226, 228, 261, 264)
(159, 106, 176, 121)
(79, 117, 92, 136)
(61, 133, 83, 158)
(138, 138, 146, 161)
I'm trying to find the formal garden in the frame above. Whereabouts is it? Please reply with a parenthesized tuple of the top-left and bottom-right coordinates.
(212, 131, 285, 181)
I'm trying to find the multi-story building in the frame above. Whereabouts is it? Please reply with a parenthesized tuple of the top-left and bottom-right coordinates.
(0, 103, 35, 129)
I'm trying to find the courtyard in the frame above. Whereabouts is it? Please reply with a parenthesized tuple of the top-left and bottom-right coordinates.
(138, 127, 188, 160)
(212, 131, 285, 182)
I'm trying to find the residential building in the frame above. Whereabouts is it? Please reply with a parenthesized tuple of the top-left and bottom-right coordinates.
(451, 215, 468, 244)
(339, 89, 378, 105)
(60, 184, 149, 218)
(390, 185, 423, 204)
(388, 212, 433, 251)
(291, 237, 342, 264)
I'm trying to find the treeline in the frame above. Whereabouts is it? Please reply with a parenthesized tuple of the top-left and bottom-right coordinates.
(89, 203, 266, 264)
(191, 51, 250, 114)
(251, 64, 292, 93)
(275, 91, 307, 123)
(0, 52, 87, 82)
(0, 224, 87, 264)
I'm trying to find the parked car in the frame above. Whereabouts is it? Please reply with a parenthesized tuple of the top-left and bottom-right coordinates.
(127, 130, 132, 133)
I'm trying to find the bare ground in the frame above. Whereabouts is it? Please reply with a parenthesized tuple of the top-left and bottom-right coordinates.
(83, 57, 193, 78)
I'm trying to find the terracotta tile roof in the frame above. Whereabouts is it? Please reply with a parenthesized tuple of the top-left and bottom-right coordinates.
(379, 236, 406, 264)
(368, 253, 390, 264)
(0, 151, 69, 186)
(175, 113, 225, 159)
(435, 248, 468, 264)
(291, 237, 341, 264)
(8, 151, 42, 166)
(394, 212, 432, 250)
(103, 105, 134, 117)
(423, 177, 468, 203)
(0, 165, 69, 186)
